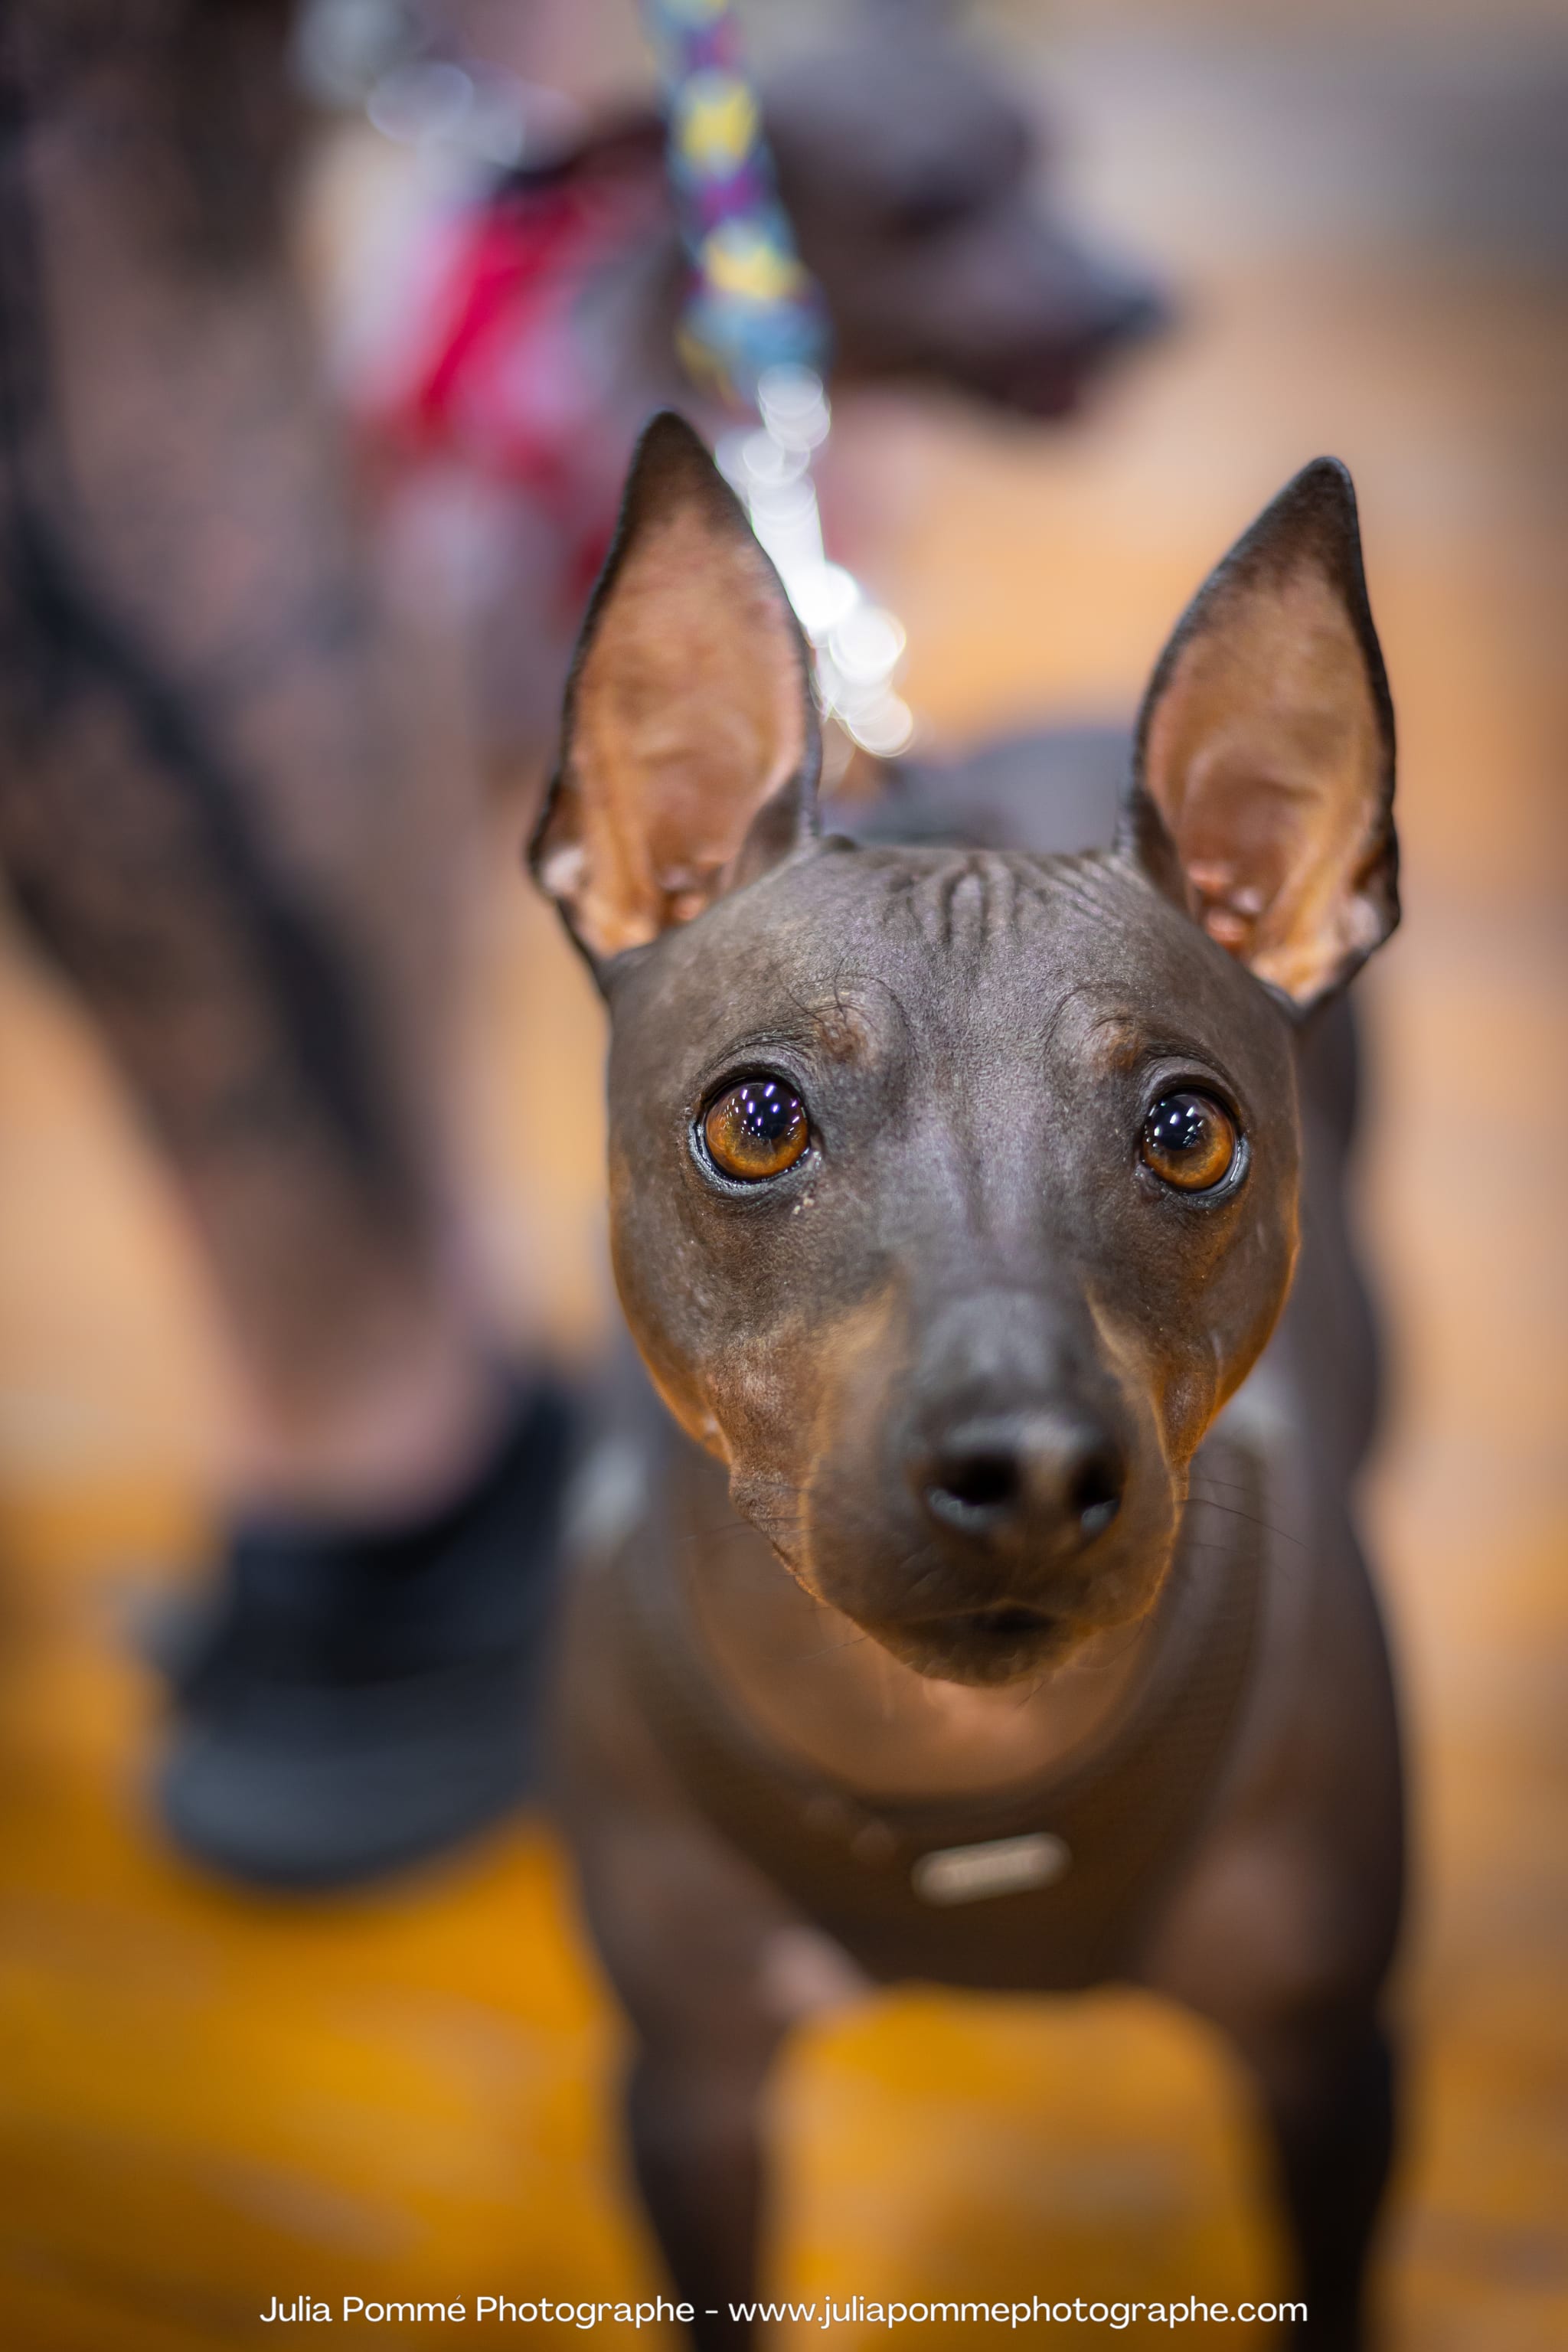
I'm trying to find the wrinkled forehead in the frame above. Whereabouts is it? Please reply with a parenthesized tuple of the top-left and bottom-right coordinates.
(615, 845, 1289, 1091)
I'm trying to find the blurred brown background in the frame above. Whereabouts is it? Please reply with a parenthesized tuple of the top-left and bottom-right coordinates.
(1, 0, 1564, 2345)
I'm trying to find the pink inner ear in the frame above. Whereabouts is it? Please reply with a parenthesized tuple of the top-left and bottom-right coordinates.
(1142, 565, 1389, 1005)
(544, 494, 812, 963)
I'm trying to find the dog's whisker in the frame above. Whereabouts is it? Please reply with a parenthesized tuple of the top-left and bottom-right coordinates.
(782, 1627, 872, 1664)
(1182, 1498, 1306, 1549)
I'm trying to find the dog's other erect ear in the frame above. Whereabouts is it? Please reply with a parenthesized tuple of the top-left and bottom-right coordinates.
(531, 412, 819, 972)
(1119, 459, 1397, 1012)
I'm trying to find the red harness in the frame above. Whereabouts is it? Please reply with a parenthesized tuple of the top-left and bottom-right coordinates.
(351, 149, 668, 609)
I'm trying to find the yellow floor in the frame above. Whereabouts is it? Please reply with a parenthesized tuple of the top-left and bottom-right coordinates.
(2, 20, 1564, 2351)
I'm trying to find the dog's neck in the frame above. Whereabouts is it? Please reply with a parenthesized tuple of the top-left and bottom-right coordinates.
(671, 1440, 1162, 1802)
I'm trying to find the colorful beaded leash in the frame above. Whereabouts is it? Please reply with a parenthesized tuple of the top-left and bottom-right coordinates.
(641, 0, 913, 756)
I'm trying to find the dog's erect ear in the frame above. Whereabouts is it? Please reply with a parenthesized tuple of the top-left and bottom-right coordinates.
(531, 412, 819, 972)
(1119, 459, 1397, 1011)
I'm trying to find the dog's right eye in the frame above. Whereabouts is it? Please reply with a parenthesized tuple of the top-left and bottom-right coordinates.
(1140, 1091, 1240, 1192)
(703, 1076, 810, 1182)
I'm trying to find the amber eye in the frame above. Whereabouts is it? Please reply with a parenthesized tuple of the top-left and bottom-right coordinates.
(1140, 1091, 1240, 1192)
(703, 1076, 810, 1182)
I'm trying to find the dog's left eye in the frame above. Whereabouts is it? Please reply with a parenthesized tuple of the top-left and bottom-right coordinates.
(704, 1076, 810, 1182)
(1141, 1091, 1240, 1192)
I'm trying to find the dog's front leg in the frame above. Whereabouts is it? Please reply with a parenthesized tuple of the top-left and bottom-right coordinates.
(1229, 2001, 1396, 2350)
(626, 2029, 782, 2350)
(558, 1586, 838, 2347)
(1141, 1788, 1400, 2346)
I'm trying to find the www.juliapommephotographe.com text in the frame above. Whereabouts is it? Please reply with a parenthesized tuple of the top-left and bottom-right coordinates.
(261, 2293, 1308, 2330)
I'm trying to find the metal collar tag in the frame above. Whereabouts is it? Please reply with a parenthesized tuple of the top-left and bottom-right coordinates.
(912, 1832, 1072, 1908)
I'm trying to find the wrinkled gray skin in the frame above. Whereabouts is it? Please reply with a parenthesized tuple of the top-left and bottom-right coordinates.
(540, 448, 1403, 2350)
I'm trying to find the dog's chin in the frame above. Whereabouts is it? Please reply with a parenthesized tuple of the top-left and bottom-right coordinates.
(853, 1605, 1096, 1690)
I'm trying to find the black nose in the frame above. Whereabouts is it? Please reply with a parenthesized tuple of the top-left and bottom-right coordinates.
(913, 1413, 1125, 1557)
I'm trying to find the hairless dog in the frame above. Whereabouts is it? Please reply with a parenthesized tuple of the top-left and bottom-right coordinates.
(532, 416, 1403, 2348)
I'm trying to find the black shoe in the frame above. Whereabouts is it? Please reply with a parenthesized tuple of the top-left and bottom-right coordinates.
(155, 1377, 577, 1890)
